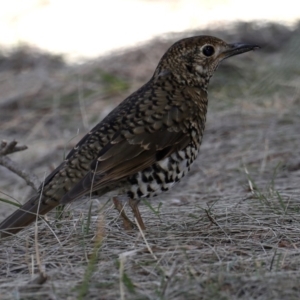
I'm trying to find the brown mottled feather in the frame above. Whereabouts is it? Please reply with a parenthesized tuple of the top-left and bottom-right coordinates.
(62, 130, 189, 203)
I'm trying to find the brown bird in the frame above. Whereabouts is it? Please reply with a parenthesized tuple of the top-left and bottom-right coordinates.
(0, 36, 259, 238)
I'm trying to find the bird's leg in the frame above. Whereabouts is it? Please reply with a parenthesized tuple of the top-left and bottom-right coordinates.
(128, 199, 146, 230)
(112, 197, 136, 230)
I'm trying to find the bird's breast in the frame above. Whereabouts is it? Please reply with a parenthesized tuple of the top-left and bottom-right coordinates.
(126, 142, 200, 199)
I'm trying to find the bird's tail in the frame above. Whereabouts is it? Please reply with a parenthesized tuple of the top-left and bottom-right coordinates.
(0, 195, 57, 238)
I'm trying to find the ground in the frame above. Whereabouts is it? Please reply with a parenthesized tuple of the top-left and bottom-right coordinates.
(0, 22, 300, 299)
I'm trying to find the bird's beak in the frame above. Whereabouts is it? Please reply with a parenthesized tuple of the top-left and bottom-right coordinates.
(220, 43, 260, 60)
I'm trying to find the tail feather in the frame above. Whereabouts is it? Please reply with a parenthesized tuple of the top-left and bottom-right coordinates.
(0, 195, 57, 238)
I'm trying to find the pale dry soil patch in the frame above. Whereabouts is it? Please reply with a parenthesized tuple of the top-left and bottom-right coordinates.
(0, 23, 300, 299)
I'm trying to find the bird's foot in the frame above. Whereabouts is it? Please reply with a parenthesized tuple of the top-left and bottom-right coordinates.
(112, 197, 136, 230)
(112, 197, 146, 230)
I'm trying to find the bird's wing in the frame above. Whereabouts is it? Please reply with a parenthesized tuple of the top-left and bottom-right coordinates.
(60, 107, 193, 204)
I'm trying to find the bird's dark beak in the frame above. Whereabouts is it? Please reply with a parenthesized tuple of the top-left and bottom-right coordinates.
(221, 43, 260, 59)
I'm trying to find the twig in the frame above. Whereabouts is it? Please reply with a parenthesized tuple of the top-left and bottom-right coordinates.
(269, 248, 277, 271)
(135, 217, 157, 260)
(205, 209, 218, 227)
(0, 156, 40, 191)
(0, 140, 27, 156)
(0, 140, 40, 191)
(244, 164, 254, 194)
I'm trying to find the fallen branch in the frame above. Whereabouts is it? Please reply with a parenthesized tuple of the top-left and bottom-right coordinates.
(0, 140, 27, 156)
(0, 140, 40, 191)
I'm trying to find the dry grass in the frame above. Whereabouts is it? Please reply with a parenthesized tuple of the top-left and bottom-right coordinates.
(1, 22, 300, 299)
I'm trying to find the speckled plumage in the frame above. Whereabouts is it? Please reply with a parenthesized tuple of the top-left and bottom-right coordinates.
(0, 36, 259, 237)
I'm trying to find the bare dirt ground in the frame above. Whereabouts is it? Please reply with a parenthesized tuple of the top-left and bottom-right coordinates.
(0, 22, 300, 299)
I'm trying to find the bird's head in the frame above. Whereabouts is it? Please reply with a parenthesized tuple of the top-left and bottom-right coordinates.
(154, 35, 259, 90)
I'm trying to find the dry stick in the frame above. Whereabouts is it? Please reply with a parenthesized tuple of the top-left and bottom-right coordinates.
(135, 217, 157, 260)
(0, 140, 27, 156)
(1, 140, 60, 244)
(89, 160, 99, 200)
(0, 156, 40, 191)
(33, 174, 47, 282)
(244, 164, 254, 194)
(77, 75, 89, 130)
(0, 140, 40, 191)
(1, 140, 47, 280)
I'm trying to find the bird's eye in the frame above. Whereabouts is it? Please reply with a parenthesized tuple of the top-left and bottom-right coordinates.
(202, 45, 215, 57)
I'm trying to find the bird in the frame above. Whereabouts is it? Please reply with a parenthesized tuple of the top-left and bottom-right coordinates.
(0, 36, 259, 238)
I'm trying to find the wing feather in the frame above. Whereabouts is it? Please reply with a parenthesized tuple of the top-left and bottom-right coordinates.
(61, 129, 190, 203)
(60, 86, 203, 203)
